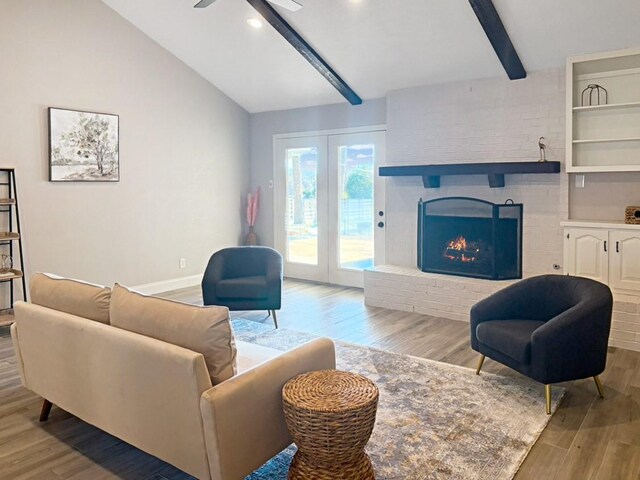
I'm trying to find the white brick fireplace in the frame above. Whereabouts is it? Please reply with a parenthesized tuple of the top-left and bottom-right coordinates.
(363, 68, 640, 352)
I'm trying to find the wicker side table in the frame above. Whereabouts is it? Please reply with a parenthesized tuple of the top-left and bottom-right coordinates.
(282, 370, 379, 480)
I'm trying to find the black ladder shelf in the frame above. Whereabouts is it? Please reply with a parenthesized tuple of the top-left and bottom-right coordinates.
(0, 168, 26, 322)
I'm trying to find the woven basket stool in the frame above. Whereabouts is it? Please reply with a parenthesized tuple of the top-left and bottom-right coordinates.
(282, 369, 379, 480)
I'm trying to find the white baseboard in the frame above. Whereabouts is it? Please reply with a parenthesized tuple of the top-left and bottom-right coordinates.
(131, 274, 201, 295)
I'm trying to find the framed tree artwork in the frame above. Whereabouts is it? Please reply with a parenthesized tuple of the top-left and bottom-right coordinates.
(48, 107, 119, 182)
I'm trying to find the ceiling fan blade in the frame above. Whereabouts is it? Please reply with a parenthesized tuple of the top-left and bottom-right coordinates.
(193, 0, 218, 8)
(267, 0, 303, 12)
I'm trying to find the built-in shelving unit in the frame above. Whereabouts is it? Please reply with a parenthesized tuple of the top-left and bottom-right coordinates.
(567, 48, 640, 172)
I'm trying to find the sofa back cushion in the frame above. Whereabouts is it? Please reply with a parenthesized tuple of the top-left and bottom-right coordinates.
(30, 272, 111, 324)
(110, 284, 237, 385)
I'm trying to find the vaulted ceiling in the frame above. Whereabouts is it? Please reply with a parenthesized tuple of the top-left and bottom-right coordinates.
(102, 0, 640, 113)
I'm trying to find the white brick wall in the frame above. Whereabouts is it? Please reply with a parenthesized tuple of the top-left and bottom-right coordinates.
(611, 295, 640, 351)
(384, 68, 568, 276)
(364, 265, 515, 323)
(366, 67, 640, 352)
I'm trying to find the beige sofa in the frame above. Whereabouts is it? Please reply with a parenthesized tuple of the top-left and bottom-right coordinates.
(11, 278, 335, 480)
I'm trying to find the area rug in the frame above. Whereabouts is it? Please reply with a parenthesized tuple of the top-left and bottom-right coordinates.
(232, 320, 564, 480)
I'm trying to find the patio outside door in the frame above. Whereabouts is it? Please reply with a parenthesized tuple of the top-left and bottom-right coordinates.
(274, 129, 386, 288)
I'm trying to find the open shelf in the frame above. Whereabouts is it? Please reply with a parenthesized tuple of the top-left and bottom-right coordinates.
(573, 137, 640, 144)
(0, 314, 14, 327)
(0, 269, 23, 282)
(0, 232, 19, 241)
(573, 101, 640, 112)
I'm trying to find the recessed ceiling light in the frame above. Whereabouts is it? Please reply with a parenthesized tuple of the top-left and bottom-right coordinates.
(247, 18, 263, 29)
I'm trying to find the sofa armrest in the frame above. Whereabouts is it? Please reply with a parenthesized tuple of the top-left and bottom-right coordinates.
(530, 300, 612, 383)
(265, 253, 283, 309)
(202, 255, 225, 305)
(200, 338, 336, 480)
(10, 321, 27, 388)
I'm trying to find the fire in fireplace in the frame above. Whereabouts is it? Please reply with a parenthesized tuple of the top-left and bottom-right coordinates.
(418, 197, 522, 280)
(442, 236, 488, 264)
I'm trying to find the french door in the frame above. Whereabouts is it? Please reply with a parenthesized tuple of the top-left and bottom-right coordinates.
(274, 129, 386, 288)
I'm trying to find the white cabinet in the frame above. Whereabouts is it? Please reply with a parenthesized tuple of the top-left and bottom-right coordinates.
(565, 228, 609, 283)
(563, 221, 640, 293)
(610, 230, 640, 291)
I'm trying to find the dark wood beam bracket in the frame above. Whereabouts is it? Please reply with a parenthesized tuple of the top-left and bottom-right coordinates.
(468, 0, 526, 80)
(246, 0, 362, 105)
(379, 161, 560, 189)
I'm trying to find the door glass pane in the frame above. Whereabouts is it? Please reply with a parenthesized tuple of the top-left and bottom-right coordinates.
(285, 147, 318, 265)
(338, 143, 374, 270)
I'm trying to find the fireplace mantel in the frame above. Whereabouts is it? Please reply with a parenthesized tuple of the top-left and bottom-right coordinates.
(379, 161, 561, 188)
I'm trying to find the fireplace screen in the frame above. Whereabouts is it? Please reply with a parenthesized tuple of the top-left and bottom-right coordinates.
(418, 197, 522, 280)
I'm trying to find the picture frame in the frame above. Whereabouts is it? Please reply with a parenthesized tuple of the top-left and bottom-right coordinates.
(48, 107, 119, 182)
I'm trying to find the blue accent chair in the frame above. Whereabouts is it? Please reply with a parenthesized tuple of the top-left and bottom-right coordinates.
(471, 274, 613, 414)
(202, 247, 283, 328)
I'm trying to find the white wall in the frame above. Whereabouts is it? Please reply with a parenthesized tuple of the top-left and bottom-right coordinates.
(570, 172, 640, 220)
(0, 0, 250, 294)
(250, 99, 386, 247)
(385, 69, 568, 276)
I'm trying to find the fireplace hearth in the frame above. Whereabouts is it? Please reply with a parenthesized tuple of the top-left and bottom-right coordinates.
(417, 197, 522, 280)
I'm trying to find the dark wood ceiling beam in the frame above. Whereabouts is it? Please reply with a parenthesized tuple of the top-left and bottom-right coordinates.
(468, 0, 526, 80)
(246, 0, 363, 105)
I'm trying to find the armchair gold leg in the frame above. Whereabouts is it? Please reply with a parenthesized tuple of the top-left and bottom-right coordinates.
(545, 385, 552, 415)
(593, 375, 604, 398)
(475, 355, 485, 375)
(270, 310, 278, 329)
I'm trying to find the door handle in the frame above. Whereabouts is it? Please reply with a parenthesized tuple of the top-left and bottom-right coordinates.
(604, 241, 607, 252)
(616, 241, 619, 253)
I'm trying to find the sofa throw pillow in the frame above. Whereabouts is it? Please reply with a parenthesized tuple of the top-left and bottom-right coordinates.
(30, 272, 111, 324)
(110, 283, 237, 385)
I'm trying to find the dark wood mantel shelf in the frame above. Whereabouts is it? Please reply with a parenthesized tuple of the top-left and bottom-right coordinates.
(378, 161, 561, 188)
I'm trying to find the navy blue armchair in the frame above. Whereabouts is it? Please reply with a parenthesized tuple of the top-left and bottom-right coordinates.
(471, 274, 613, 414)
(202, 247, 283, 328)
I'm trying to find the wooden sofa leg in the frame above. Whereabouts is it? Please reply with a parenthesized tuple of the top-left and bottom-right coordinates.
(270, 310, 279, 329)
(39, 399, 53, 422)
(475, 355, 485, 375)
(593, 375, 605, 398)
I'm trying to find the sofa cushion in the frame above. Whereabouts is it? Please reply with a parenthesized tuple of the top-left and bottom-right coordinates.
(476, 320, 546, 364)
(30, 272, 111, 324)
(110, 284, 237, 385)
(216, 275, 269, 299)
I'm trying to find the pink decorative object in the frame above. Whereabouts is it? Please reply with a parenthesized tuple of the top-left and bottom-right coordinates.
(245, 187, 260, 246)
(246, 187, 260, 227)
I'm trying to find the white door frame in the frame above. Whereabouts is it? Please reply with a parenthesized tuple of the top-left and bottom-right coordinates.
(273, 125, 386, 286)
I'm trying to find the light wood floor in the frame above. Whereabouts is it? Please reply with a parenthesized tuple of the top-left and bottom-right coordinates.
(1, 279, 639, 480)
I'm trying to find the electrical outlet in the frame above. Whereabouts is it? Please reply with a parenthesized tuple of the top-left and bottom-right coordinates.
(179, 258, 186, 269)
